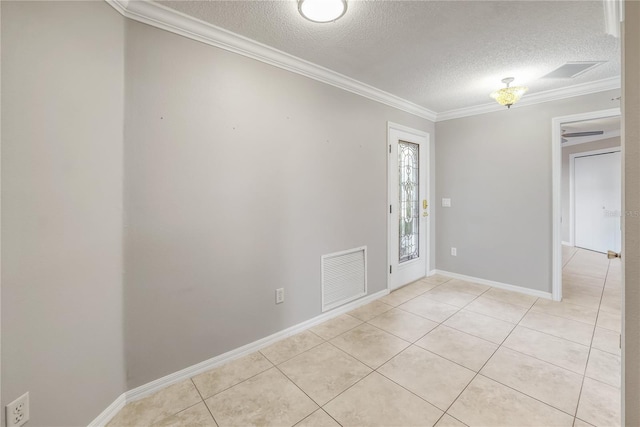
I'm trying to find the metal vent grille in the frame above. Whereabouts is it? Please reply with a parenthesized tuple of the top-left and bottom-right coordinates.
(542, 61, 606, 79)
(321, 246, 367, 312)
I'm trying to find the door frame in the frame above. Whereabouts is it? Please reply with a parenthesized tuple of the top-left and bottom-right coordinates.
(570, 147, 622, 249)
(387, 122, 431, 291)
(551, 108, 620, 301)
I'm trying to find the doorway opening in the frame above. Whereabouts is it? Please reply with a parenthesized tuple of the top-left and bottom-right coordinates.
(552, 108, 620, 300)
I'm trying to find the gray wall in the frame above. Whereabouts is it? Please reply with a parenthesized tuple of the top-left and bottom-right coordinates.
(435, 90, 620, 293)
(623, 3, 640, 424)
(1, 2, 126, 425)
(123, 20, 435, 388)
(562, 137, 621, 243)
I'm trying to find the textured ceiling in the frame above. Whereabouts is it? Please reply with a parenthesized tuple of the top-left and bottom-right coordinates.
(158, 0, 621, 113)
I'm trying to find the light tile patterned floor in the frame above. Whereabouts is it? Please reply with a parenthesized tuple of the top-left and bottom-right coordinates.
(107, 247, 621, 427)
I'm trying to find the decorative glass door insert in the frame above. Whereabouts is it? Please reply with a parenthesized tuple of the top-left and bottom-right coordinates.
(398, 141, 419, 263)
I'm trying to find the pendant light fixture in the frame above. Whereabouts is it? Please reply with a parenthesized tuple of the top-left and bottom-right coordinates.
(298, 0, 347, 23)
(490, 77, 528, 109)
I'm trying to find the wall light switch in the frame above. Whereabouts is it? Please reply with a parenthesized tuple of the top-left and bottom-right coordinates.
(442, 198, 451, 207)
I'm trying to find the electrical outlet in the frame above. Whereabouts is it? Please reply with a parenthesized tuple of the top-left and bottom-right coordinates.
(6, 392, 29, 427)
(275, 288, 284, 304)
(451, 247, 457, 256)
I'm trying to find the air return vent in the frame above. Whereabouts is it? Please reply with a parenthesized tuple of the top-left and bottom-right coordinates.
(542, 61, 606, 79)
(321, 246, 367, 312)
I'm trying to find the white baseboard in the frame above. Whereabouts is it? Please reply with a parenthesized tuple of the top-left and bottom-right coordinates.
(87, 393, 126, 427)
(90, 288, 389, 426)
(427, 269, 438, 277)
(434, 270, 553, 300)
(562, 241, 573, 247)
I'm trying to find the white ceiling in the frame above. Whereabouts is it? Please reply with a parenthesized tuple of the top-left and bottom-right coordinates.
(158, 0, 621, 114)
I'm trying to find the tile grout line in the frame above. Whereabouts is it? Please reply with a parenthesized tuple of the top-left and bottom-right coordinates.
(431, 295, 540, 424)
(573, 252, 616, 419)
(192, 358, 275, 402)
(189, 378, 221, 426)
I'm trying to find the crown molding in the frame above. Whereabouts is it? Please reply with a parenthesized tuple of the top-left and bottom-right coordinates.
(436, 77, 622, 122)
(106, 0, 620, 124)
(105, 0, 438, 122)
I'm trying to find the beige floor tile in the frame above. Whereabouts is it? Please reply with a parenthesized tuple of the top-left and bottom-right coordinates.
(347, 300, 393, 321)
(260, 330, 324, 365)
(531, 299, 598, 325)
(562, 283, 602, 309)
(205, 368, 317, 427)
(563, 264, 607, 280)
(448, 375, 574, 427)
(443, 310, 516, 344)
(330, 323, 410, 368)
(423, 286, 478, 307)
(367, 308, 438, 342)
(379, 282, 438, 307)
(379, 289, 418, 306)
(438, 279, 490, 296)
(323, 372, 443, 427)
(435, 414, 468, 427)
(481, 287, 537, 308)
(278, 342, 371, 405)
(576, 377, 621, 427)
(295, 410, 340, 427)
(572, 249, 609, 264)
(591, 327, 621, 355)
(404, 279, 440, 294)
(107, 380, 202, 427)
(572, 418, 595, 427)
(519, 311, 594, 346)
(585, 348, 621, 388)
(563, 273, 605, 289)
(152, 402, 217, 427)
(415, 325, 498, 371)
(310, 314, 362, 340)
(464, 296, 528, 324)
(395, 280, 437, 297)
(597, 309, 622, 332)
(601, 286, 622, 313)
(398, 295, 460, 323)
(423, 274, 452, 284)
(502, 326, 589, 374)
(378, 345, 475, 411)
(192, 352, 272, 399)
(480, 347, 583, 415)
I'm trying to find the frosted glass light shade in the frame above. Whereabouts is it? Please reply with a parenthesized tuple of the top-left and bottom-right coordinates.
(299, 0, 347, 23)
(490, 85, 528, 108)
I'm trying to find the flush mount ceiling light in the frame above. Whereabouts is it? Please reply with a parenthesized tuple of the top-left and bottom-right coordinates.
(298, 0, 347, 23)
(490, 77, 528, 109)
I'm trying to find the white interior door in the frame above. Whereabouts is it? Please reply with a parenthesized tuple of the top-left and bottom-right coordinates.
(574, 150, 621, 253)
(388, 124, 429, 291)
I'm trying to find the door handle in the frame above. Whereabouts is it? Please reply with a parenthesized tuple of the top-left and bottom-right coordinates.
(607, 250, 621, 259)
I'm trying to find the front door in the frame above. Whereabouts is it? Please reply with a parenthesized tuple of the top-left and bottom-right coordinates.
(388, 124, 429, 291)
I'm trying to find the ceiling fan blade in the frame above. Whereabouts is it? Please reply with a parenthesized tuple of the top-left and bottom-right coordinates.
(561, 130, 604, 138)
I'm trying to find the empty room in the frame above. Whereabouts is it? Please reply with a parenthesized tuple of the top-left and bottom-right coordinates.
(2, 1, 640, 426)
